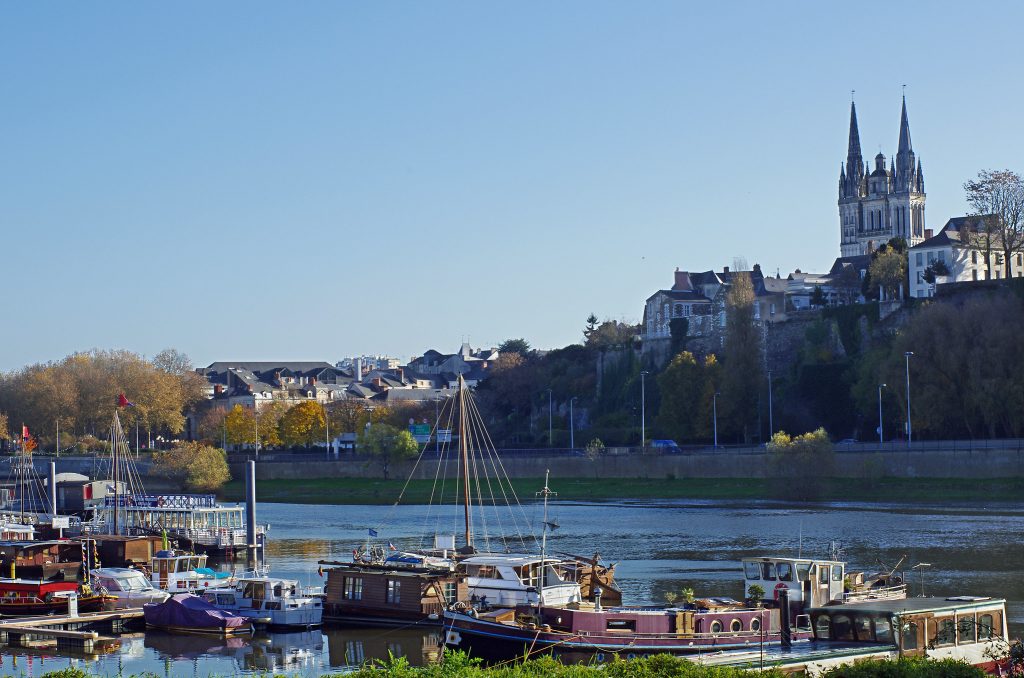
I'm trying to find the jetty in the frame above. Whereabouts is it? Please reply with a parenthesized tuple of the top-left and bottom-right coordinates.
(0, 608, 144, 652)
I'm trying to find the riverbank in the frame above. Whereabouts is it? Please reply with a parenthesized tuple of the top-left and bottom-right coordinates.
(221, 475, 1024, 505)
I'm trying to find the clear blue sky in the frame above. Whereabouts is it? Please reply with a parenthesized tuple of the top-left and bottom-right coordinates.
(3, 1, 1022, 371)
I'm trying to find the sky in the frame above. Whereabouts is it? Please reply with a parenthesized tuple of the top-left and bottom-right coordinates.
(3, 1, 1023, 371)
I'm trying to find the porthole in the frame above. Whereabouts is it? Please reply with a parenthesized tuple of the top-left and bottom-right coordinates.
(710, 620, 723, 634)
(751, 618, 761, 632)
(730, 619, 743, 632)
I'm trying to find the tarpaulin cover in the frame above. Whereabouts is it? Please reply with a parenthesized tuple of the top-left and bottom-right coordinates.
(144, 593, 249, 631)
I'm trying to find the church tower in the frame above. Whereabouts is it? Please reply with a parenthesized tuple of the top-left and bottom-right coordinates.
(838, 96, 926, 256)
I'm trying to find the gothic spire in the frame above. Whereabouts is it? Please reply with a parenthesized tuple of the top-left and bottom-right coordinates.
(847, 101, 863, 169)
(898, 95, 912, 154)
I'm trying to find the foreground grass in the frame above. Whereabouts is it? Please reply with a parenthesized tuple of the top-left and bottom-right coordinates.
(32, 652, 991, 677)
(222, 475, 1024, 505)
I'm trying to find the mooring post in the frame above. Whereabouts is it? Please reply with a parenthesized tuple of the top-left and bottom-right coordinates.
(246, 460, 257, 569)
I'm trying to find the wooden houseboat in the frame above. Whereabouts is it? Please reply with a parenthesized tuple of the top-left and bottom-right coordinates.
(322, 560, 466, 627)
(0, 540, 83, 580)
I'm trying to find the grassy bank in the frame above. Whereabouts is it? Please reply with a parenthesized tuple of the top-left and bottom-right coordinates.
(221, 475, 1024, 505)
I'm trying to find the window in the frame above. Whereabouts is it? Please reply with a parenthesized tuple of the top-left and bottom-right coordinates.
(386, 579, 401, 604)
(674, 304, 682, 317)
(818, 566, 829, 584)
(751, 617, 762, 632)
(343, 577, 363, 601)
(831, 614, 854, 641)
(710, 620, 723, 634)
(760, 562, 777, 581)
(743, 562, 761, 580)
(777, 562, 793, 582)
(973, 270, 978, 281)
(916, 253, 924, 266)
(683, 305, 691, 317)
(875, 616, 894, 643)
(853, 615, 873, 641)
(978, 614, 995, 640)
(730, 619, 743, 632)
(607, 619, 636, 631)
(902, 620, 919, 651)
(927, 251, 935, 264)
(957, 617, 976, 644)
(796, 563, 812, 582)
(443, 582, 458, 603)
(832, 565, 844, 582)
(938, 250, 946, 262)
(932, 618, 956, 647)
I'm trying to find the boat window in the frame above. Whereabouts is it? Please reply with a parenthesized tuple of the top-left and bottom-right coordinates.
(217, 594, 234, 605)
(853, 614, 872, 641)
(874, 615, 894, 643)
(818, 566, 829, 584)
(710, 620, 723, 634)
(743, 562, 760, 580)
(831, 614, 854, 641)
(760, 562, 777, 581)
(831, 565, 843, 582)
(444, 582, 458, 604)
(795, 563, 811, 582)
(901, 620, 919, 651)
(978, 614, 994, 640)
(343, 577, 363, 601)
(730, 619, 743, 632)
(932, 617, 956, 647)
(777, 562, 793, 582)
(606, 619, 636, 631)
(957, 617, 976, 644)
(386, 580, 401, 605)
(751, 617, 762, 633)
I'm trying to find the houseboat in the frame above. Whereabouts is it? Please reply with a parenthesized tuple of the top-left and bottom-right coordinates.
(201, 576, 323, 628)
(740, 555, 905, 613)
(0, 540, 83, 580)
(462, 554, 583, 607)
(696, 595, 1009, 674)
(91, 567, 171, 609)
(0, 578, 111, 615)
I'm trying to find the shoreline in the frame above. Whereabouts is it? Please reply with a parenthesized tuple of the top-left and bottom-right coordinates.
(220, 476, 1024, 506)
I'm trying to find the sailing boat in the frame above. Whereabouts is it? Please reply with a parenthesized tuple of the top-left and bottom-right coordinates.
(320, 375, 620, 626)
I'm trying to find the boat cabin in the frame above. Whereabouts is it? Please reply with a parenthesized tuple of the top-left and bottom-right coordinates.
(93, 535, 164, 568)
(151, 549, 231, 591)
(99, 495, 254, 551)
(741, 556, 845, 609)
(461, 554, 582, 607)
(0, 540, 82, 580)
(809, 596, 1008, 660)
(322, 561, 466, 626)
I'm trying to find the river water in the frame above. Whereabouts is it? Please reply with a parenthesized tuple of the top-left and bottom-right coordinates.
(2, 498, 1021, 676)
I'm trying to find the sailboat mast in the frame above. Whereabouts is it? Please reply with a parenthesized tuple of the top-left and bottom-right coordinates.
(112, 414, 120, 535)
(459, 375, 472, 548)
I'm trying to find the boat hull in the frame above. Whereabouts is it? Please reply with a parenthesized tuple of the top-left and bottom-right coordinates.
(0, 595, 110, 617)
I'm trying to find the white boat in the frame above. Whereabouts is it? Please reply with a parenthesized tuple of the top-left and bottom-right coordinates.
(462, 554, 582, 608)
(202, 576, 323, 628)
(91, 567, 171, 609)
(150, 549, 235, 592)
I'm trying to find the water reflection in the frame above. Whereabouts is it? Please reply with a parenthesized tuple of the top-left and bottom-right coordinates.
(0, 498, 1019, 676)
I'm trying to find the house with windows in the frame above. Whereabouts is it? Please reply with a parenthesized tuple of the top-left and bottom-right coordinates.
(908, 216, 1024, 298)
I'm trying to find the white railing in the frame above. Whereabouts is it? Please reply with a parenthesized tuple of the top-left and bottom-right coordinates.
(843, 584, 907, 602)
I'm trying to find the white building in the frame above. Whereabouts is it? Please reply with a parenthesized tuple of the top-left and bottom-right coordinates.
(908, 216, 1024, 298)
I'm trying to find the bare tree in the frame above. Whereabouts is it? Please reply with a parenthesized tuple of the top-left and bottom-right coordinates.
(964, 170, 1024, 279)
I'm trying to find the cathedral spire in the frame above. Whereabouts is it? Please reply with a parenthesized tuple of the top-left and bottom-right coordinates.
(847, 101, 863, 170)
(898, 95, 912, 154)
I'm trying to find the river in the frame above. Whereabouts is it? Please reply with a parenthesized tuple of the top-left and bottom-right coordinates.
(2, 498, 1021, 676)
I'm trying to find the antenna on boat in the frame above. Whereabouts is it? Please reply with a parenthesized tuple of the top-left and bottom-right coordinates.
(535, 470, 556, 611)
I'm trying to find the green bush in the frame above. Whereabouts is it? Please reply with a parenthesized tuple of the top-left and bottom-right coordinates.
(817, 656, 986, 678)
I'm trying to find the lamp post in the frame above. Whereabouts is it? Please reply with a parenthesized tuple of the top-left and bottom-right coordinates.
(569, 397, 577, 450)
(713, 392, 720, 449)
(904, 351, 914, 446)
(640, 371, 649, 449)
(878, 384, 886, 444)
(545, 389, 553, 447)
(767, 371, 774, 439)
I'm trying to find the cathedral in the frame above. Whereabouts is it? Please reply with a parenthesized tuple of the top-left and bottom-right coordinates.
(838, 97, 926, 256)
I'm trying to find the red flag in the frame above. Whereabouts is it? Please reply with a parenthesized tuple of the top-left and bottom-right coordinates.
(117, 393, 135, 408)
(21, 425, 29, 441)
(317, 565, 324, 577)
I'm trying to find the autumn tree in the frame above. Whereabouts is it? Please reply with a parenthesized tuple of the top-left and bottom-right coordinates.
(0, 412, 8, 442)
(357, 423, 419, 478)
(964, 169, 1024, 279)
(720, 274, 762, 442)
(868, 248, 906, 300)
(498, 338, 531, 357)
(584, 319, 640, 349)
(767, 428, 835, 500)
(656, 352, 706, 442)
(153, 442, 231, 492)
(278, 401, 327, 448)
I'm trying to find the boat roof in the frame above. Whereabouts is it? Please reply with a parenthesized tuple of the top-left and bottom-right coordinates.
(742, 556, 844, 565)
(811, 596, 1004, 616)
(236, 577, 298, 586)
(92, 567, 147, 577)
(461, 554, 561, 566)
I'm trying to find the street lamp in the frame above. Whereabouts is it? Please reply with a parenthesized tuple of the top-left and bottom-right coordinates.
(640, 371, 649, 449)
(904, 352, 914, 446)
(569, 397, 578, 450)
(878, 384, 886, 444)
(713, 392, 720, 448)
(767, 371, 774, 438)
(545, 389, 553, 447)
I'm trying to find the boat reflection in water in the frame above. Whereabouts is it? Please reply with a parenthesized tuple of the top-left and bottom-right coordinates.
(145, 629, 323, 674)
(326, 627, 443, 669)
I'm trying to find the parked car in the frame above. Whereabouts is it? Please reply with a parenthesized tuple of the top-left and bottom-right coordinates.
(649, 439, 682, 454)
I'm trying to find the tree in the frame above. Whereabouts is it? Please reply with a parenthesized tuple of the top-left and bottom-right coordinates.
(869, 248, 906, 300)
(767, 428, 835, 500)
(153, 442, 231, 492)
(498, 338, 531, 357)
(721, 274, 762, 442)
(668, 317, 689, 355)
(357, 423, 419, 479)
(583, 313, 599, 342)
(809, 286, 827, 307)
(224, 405, 256, 447)
(0, 412, 8, 442)
(584, 319, 639, 349)
(656, 352, 705, 442)
(964, 169, 1024, 279)
(278, 401, 326, 448)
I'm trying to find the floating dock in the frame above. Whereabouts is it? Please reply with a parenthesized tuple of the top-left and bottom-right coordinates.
(0, 608, 144, 652)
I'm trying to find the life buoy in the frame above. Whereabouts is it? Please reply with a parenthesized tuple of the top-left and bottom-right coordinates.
(774, 582, 788, 600)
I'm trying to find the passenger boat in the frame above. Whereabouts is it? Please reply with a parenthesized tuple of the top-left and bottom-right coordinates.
(91, 567, 171, 609)
(143, 593, 252, 636)
(201, 576, 323, 628)
(0, 578, 111, 616)
(321, 377, 619, 627)
(696, 595, 1009, 674)
(150, 549, 235, 592)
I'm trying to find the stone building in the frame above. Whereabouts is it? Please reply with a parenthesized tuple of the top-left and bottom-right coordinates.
(839, 97, 927, 256)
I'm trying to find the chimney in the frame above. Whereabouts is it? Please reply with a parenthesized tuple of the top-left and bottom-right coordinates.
(214, 384, 224, 395)
(673, 270, 692, 291)
(354, 358, 363, 382)
(924, 228, 933, 240)
(373, 377, 383, 388)
(310, 376, 317, 385)
(397, 367, 404, 381)
(723, 266, 730, 274)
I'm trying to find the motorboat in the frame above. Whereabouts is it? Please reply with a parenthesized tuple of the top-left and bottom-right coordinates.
(0, 578, 111, 615)
(202, 576, 323, 628)
(144, 592, 252, 636)
(91, 566, 171, 609)
(150, 549, 234, 592)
